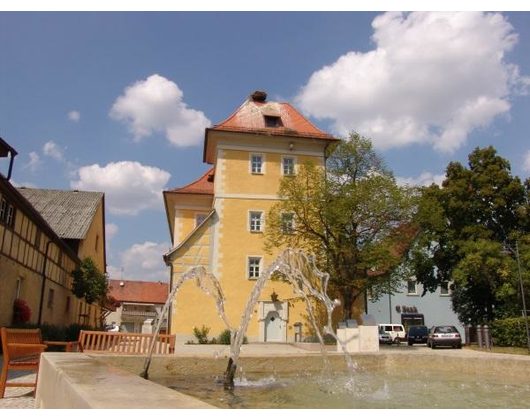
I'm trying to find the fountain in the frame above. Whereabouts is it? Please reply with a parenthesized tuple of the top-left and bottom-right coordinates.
(140, 248, 356, 387)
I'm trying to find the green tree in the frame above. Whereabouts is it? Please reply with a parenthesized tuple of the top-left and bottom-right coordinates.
(409, 146, 530, 324)
(71, 257, 108, 304)
(265, 133, 417, 320)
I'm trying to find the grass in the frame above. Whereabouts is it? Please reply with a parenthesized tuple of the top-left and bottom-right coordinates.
(467, 344, 530, 356)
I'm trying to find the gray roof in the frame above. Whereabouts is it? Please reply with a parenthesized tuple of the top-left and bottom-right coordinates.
(18, 187, 104, 240)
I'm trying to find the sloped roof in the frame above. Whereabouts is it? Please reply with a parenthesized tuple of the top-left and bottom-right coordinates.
(18, 187, 104, 240)
(108, 280, 168, 304)
(165, 167, 214, 195)
(211, 98, 335, 140)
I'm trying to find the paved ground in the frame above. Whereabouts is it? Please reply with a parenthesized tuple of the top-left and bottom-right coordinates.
(0, 357, 35, 409)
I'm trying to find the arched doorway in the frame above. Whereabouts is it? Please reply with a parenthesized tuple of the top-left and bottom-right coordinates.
(265, 310, 282, 342)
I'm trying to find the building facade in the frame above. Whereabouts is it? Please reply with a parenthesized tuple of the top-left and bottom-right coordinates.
(106, 280, 169, 333)
(163, 91, 341, 343)
(0, 139, 103, 328)
(366, 279, 466, 338)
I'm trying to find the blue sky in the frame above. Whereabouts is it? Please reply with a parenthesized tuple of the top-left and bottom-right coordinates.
(1, 11, 530, 281)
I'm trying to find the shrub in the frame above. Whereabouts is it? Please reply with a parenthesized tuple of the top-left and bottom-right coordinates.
(193, 325, 211, 344)
(490, 317, 528, 347)
(217, 329, 247, 345)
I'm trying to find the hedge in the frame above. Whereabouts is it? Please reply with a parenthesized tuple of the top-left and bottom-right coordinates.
(490, 317, 529, 347)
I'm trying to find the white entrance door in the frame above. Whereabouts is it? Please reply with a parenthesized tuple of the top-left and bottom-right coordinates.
(265, 311, 282, 342)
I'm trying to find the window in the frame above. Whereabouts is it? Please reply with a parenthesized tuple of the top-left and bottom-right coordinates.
(6, 204, 15, 227)
(440, 281, 450, 296)
(196, 213, 208, 227)
(249, 211, 263, 232)
(15, 277, 23, 299)
(282, 157, 296, 176)
(0, 198, 16, 228)
(34, 229, 41, 249)
(248, 257, 262, 279)
(264, 116, 282, 127)
(0, 198, 6, 221)
(407, 280, 418, 295)
(250, 154, 264, 174)
(65, 296, 71, 313)
(95, 234, 99, 252)
(281, 213, 295, 234)
(47, 288, 55, 309)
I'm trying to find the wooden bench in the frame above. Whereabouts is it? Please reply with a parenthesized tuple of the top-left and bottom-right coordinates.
(0, 327, 75, 398)
(78, 330, 176, 355)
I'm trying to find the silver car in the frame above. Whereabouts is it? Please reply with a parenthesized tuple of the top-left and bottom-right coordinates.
(427, 325, 462, 349)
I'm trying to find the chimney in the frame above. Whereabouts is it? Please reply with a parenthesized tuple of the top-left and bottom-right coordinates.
(250, 91, 267, 102)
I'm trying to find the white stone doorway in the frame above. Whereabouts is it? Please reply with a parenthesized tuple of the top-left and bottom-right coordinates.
(259, 301, 288, 342)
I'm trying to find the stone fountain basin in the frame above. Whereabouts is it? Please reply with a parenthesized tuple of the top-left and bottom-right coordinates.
(35, 349, 530, 408)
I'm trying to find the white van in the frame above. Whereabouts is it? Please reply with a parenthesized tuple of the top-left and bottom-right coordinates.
(379, 324, 406, 343)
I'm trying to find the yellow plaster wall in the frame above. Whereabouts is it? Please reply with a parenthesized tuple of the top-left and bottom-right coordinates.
(222, 149, 322, 196)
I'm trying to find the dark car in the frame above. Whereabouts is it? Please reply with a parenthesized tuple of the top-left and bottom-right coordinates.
(407, 325, 429, 346)
(427, 325, 462, 349)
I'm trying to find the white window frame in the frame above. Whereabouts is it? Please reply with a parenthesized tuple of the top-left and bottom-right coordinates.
(248, 210, 264, 233)
(281, 155, 296, 176)
(280, 212, 296, 234)
(250, 153, 265, 175)
(247, 256, 263, 280)
(440, 281, 451, 296)
(407, 280, 418, 295)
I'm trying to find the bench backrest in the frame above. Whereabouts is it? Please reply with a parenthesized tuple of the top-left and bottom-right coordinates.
(78, 330, 176, 354)
(0, 328, 43, 361)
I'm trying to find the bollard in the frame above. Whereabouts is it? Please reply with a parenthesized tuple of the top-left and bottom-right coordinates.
(477, 325, 483, 349)
(483, 324, 491, 351)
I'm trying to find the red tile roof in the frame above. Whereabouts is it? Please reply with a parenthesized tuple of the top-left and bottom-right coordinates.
(165, 168, 214, 195)
(211, 98, 334, 140)
(108, 280, 169, 304)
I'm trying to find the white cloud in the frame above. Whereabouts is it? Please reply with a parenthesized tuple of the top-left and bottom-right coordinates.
(106, 223, 119, 241)
(23, 152, 41, 172)
(523, 150, 530, 173)
(70, 161, 171, 216)
(110, 74, 211, 147)
(68, 110, 81, 122)
(43, 141, 64, 161)
(10, 179, 37, 188)
(396, 171, 446, 187)
(108, 241, 170, 282)
(296, 12, 528, 153)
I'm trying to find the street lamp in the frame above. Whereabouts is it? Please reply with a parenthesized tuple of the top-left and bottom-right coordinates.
(504, 241, 530, 354)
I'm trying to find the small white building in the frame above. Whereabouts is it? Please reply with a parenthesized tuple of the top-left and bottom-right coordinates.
(106, 280, 169, 334)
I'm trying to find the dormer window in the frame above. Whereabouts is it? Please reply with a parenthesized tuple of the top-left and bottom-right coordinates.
(264, 116, 282, 127)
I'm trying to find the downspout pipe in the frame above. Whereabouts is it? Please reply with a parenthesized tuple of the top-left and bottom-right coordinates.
(38, 240, 52, 326)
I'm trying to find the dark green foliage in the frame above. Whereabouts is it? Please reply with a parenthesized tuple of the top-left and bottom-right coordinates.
(490, 318, 528, 347)
(71, 257, 108, 304)
(409, 146, 530, 324)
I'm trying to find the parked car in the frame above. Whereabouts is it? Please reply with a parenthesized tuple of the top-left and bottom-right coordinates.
(407, 325, 429, 346)
(427, 325, 462, 349)
(378, 324, 406, 344)
(379, 331, 393, 345)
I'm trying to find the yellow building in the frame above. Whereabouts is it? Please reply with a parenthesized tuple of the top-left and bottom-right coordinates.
(163, 91, 339, 342)
(0, 138, 105, 328)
